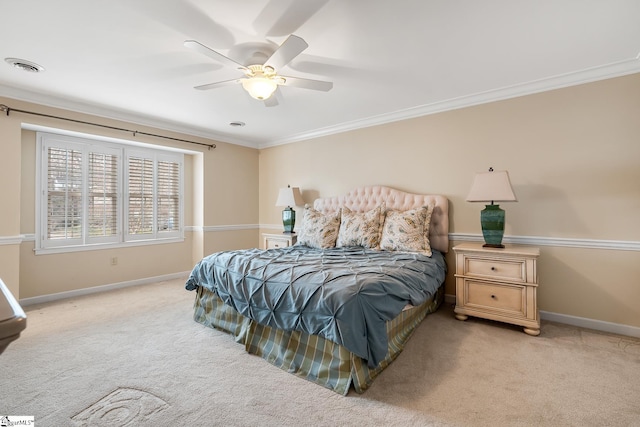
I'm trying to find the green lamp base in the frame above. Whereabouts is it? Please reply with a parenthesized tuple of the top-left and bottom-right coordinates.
(480, 204, 506, 248)
(282, 207, 296, 234)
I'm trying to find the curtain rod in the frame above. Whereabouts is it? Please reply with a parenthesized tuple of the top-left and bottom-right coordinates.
(0, 103, 216, 150)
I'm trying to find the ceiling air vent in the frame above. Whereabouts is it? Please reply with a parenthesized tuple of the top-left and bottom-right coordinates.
(5, 58, 45, 73)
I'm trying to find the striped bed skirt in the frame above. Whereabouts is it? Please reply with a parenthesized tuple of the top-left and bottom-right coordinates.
(192, 286, 444, 395)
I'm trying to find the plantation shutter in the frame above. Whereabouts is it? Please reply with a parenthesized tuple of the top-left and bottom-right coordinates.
(37, 132, 183, 252)
(127, 155, 155, 237)
(157, 159, 180, 233)
(88, 152, 119, 239)
(47, 146, 83, 242)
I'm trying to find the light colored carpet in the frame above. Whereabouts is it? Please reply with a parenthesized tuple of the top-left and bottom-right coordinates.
(1, 278, 639, 426)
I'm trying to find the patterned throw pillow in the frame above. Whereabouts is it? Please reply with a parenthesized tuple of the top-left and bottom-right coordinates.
(336, 205, 385, 249)
(380, 205, 434, 256)
(297, 208, 341, 249)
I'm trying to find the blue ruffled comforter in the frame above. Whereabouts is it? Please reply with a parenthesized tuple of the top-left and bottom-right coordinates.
(186, 245, 446, 367)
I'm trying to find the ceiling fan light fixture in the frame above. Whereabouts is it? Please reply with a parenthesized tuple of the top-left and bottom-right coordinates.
(241, 77, 278, 100)
(185, 35, 332, 103)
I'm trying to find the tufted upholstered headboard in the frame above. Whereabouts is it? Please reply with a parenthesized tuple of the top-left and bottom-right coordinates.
(313, 186, 449, 253)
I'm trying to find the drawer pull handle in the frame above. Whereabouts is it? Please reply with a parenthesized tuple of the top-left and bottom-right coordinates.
(491, 295, 496, 299)
(491, 266, 496, 271)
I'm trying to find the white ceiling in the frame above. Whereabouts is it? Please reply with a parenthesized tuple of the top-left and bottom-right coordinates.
(1, 0, 639, 149)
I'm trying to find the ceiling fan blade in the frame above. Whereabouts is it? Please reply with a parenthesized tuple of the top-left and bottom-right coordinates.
(280, 76, 333, 91)
(184, 40, 248, 71)
(264, 35, 308, 70)
(194, 79, 240, 91)
(264, 95, 279, 107)
(254, 0, 330, 37)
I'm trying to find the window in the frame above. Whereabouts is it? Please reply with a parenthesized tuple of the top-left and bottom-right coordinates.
(36, 132, 183, 253)
(124, 150, 182, 241)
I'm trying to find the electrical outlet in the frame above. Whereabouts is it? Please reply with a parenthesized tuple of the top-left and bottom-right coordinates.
(110, 257, 118, 266)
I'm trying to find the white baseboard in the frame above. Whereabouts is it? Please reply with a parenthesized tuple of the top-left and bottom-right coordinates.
(19, 271, 190, 307)
(444, 294, 640, 339)
(539, 310, 640, 339)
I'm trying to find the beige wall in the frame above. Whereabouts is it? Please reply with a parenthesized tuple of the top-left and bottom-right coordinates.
(0, 96, 259, 299)
(259, 73, 640, 328)
(2, 73, 638, 329)
(0, 105, 22, 296)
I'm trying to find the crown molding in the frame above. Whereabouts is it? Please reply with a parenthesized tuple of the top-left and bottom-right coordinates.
(3, 56, 639, 151)
(259, 55, 640, 148)
(0, 85, 258, 149)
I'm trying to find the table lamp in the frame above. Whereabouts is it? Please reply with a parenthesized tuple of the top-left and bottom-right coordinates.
(275, 185, 304, 233)
(466, 168, 517, 248)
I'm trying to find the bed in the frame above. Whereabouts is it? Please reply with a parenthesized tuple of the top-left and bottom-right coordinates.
(185, 186, 449, 395)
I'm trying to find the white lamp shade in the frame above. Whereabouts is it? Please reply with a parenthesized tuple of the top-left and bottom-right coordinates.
(242, 77, 278, 100)
(466, 170, 517, 203)
(275, 186, 304, 207)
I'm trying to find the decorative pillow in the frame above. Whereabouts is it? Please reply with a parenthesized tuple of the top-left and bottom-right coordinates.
(336, 205, 385, 249)
(297, 208, 341, 249)
(380, 205, 434, 256)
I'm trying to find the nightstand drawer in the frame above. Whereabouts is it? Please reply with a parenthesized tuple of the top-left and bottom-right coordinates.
(464, 257, 526, 282)
(263, 233, 297, 249)
(463, 279, 525, 317)
(265, 238, 287, 249)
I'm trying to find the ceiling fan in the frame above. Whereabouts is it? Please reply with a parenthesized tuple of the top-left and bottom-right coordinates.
(184, 35, 333, 103)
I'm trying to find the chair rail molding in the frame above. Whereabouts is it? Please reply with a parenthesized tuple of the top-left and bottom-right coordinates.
(5, 231, 640, 252)
(0, 236, 25, 245)
(185, 224, 260, 233)
(449, 233, 640, 252)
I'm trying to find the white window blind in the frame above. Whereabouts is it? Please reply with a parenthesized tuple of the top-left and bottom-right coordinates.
(88, 151, 119, 239)
(157, 159, 180, 234)
(127, 155, 155, 237)
(47, 146, 83, 243)
(37, 132, 183, 252)
(125, 152, 182, 241)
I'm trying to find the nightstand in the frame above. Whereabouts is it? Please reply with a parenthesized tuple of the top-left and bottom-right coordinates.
(262, 233, 297, 249)
(453, 242, 540, 336)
